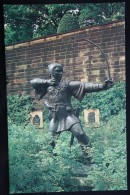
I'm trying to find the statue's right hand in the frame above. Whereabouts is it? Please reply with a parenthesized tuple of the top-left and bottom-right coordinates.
(46, 79, 58, 86)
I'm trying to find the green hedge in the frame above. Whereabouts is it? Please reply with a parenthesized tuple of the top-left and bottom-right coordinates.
(57, 14, 80, 33)
(7, 81, 127, 192)
(8, 109, 127, 193)
(72, 81, 126, 121)
(8, 121, 83, 193)
(7, 95, 32, 125)
(86, 109, 127, 190)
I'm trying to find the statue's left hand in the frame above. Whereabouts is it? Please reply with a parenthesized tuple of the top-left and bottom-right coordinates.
(103, 79, 113, 89)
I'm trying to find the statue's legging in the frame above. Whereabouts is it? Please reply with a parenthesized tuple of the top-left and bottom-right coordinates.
(50, 122, 91, 149)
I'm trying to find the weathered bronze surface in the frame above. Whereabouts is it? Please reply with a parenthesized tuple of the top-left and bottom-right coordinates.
(30, 62, 113, 149)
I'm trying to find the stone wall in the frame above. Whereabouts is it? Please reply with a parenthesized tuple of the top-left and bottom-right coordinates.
(5, 20, 125, 95)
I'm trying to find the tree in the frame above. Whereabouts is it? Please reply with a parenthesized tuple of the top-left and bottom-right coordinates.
(4, 4, 80, 45)
(78, 3, 125, 27)
(4, 3, 125, 46)
(4, 5, 42, 45)
(57, 14, 80, 34)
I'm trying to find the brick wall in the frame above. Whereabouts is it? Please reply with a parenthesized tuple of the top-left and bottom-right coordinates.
(5, 20, 125, 96)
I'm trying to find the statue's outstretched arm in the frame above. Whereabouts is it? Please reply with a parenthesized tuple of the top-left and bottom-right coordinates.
(84, 82, 104, 92)
(83, 79, 113, 92)
(69, 79, 113, 93)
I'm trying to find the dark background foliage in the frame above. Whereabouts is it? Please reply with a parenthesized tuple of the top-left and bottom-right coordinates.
(4, 3, 125, 45)
(72, 81, 126, 121)
(7, 95, 32, 125)
(57, 13, 80, 33)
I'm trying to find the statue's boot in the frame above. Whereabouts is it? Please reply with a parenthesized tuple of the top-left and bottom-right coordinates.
(50, 133, 60, 156)
(50, 132, 60, 149)
(77, 133, 91, 147)
(77, 133, 94, 164)
(50, 140, 56, 149)
(80, 146, 94, 164)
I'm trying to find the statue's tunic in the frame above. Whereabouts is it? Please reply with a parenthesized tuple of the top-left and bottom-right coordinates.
(31, 78, 104, 133)
(34, 79, 86, 133)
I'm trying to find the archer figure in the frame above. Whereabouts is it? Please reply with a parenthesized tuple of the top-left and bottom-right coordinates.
(30, 62, 113, 157)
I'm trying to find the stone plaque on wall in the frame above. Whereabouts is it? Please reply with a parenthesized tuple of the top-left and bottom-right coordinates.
(30, 111, 43, 128)
(84, 109, 100, 127)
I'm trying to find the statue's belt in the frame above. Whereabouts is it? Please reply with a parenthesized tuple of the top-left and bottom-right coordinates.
(49, 103, 72, 122)
(49, 103, 71, 107)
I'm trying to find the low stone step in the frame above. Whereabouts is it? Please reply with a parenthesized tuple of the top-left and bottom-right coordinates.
(55, 187, 64, 192)
(70, 163, 93, 177)
(70, 177, 93, 191)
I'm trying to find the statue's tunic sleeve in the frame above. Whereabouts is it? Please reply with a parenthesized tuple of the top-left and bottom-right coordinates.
(69, 81, 104, 101)
(30, 78, 48, 100)
(69, 81, 86, 101)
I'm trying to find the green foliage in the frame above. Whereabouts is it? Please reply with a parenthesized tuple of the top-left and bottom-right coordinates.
(8, 81, 127, 193)
(78, 3, 125, 27)
(4, 5, 39, 45)
(72, 81, 126, 121)
(57, 14, 80, 33)
(8, 121, 82, 193)
(4, 4, 79, 45)
(86, 109, 127, 190)
(8, 122, 49, 193)
(4, 25, 16, 46)
(8, 109, 127, 193)
(7, 95, 32, 125)
(4, 3, 125, 45)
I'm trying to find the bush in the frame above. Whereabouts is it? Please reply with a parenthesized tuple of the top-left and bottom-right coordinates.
(8, 121, 82, 193)
(7, 95, 33, 125)
(72, 81, 126, 122)
(57, 14, 80, 34)
(86, 109, 127, 190)
(8, 123, 46, 193)
(8, 108, 127, 192)
(8, 81, 127, 192)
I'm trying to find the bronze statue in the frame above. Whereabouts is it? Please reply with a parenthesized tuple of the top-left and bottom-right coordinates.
(30, 62, 113, 154)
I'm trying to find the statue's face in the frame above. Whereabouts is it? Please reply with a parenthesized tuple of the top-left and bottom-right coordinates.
(52, 66, 63, 81)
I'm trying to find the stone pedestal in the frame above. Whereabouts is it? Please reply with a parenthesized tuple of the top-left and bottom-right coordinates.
(70, 162, 94, 191)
